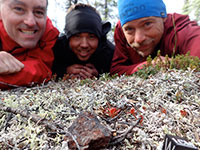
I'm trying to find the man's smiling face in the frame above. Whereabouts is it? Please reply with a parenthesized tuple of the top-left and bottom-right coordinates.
(0, 0, 47, 49)
(122, 16, 166, 58)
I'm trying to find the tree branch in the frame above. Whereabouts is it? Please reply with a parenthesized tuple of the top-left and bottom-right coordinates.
(0, 106, 64, 132)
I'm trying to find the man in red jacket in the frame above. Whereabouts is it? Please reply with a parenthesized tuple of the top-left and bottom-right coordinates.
(110, 0, 200, 76)
(0, 0, 59, 90)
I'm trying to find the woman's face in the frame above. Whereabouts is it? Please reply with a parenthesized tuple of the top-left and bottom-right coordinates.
(69, 32, 99, 61)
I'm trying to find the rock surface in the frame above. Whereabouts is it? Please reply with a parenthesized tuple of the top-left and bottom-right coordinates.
(66, 111, 112, 150)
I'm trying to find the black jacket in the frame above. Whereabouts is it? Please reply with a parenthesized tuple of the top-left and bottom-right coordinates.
(52, 35, 114, 79)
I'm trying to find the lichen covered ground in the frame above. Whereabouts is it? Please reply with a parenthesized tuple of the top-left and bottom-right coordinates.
(0, 69, 200, 150)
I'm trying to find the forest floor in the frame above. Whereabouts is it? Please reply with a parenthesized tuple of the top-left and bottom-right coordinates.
(0, 69, 200, 150)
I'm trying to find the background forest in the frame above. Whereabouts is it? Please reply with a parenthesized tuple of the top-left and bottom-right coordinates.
(47, 0, 200, 41)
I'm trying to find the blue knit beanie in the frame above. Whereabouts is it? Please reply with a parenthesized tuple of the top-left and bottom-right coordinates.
(118, 0, 167, 26)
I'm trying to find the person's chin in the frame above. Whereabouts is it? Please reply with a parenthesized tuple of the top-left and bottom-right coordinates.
(78, 56, 89, 62)
(136, 51, 147, 58)
(19, 42, 37, 49)
(136, 48, 153, 58)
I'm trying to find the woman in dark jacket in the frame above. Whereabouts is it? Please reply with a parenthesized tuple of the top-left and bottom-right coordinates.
(52, 3, 114, 79)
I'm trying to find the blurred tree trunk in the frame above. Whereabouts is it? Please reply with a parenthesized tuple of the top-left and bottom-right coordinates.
(105, 0, 108, 19)
(67, 0, 78, 9)
(183, 0, 191, 14)
(183, 0, 200, 22)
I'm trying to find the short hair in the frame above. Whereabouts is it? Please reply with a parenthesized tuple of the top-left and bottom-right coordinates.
(67, 3, 100, 16)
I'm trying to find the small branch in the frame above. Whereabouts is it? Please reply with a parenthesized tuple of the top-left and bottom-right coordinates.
(0, 106, 64, 132)
(66, 131, 81, 150)
(109, 117, 142, 146)
(4, 113, 13, 131)
(101, 110, 124, 123)
(0, 81, 21, 88)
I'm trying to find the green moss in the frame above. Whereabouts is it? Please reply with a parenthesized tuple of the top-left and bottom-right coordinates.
(135, 51, 200, 79)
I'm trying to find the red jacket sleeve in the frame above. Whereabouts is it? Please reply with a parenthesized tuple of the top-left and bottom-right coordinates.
(160, 13, 200, 59)
(174, 14, 200, 58)
(110, 21, 147, 76)
(0, 18, 59, 90)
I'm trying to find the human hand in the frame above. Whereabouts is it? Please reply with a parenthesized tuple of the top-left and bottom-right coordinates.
(80, 63, 98, 79)
(66, 64, 98, 79)
(66, 64, 85, 79)
(0, 51, 24, 74)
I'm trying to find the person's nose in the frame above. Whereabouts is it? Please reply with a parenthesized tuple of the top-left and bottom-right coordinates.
(134, 29, 146, 44)
(80, 37, 89, 48)
(24, 12, 36, 27)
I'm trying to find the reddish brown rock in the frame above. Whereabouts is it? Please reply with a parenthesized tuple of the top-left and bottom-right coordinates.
(65, 111, 112, 150)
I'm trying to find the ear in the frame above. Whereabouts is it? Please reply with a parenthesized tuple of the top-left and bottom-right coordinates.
(163, 17, 167, 22)
(102, 21, 111, 35)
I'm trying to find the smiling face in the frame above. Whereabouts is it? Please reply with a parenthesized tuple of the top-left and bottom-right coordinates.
(69, 32, 99, 61)
(122, 16, 166, 58)
(0, 0, 47, 49)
